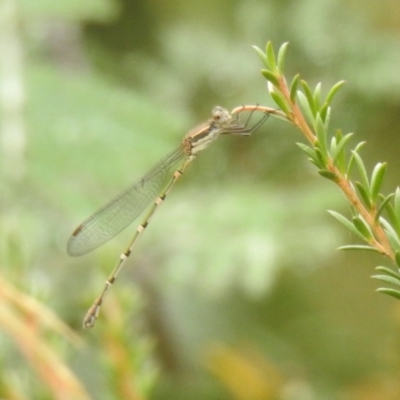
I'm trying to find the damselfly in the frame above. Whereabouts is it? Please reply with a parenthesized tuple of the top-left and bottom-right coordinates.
(68, 105, 282, 328)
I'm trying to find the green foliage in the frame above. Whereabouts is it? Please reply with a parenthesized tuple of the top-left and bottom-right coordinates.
(338, 245, 381, 252)
(261, 69, 279, 86)
(289, 74, 300, 103)
(375, 287, 400, 299)
(318, 169, 337, 182)
(328, 211, 365, 240)
(269, 91, 291, 115)
(255, 42, 400, 303)
(332, 131, 354, 172)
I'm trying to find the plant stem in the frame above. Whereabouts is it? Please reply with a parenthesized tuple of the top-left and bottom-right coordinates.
(276, 76, 395, 260)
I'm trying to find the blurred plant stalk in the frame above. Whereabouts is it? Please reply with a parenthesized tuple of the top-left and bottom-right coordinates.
(0, 0, 26, 181)
(0, 272, 89, 399)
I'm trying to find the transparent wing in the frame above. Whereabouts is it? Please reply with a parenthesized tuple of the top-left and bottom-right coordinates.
(67, 147, 185, 256)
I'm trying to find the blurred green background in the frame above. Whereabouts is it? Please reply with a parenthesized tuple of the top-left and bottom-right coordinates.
(2, 0, 400, 399)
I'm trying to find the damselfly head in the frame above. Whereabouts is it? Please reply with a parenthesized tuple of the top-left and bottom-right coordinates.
(212, 106, 232, 125)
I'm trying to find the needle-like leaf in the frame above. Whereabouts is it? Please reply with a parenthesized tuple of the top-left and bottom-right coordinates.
(290, 74, 300, 103)
(266, 42, 277, 72)
(277, 42, 289, 72)
(252, 45, 268, 67)
(370, 162, 387, 203)
(325, 80, 346, 104)
(376, 288, 400, 300)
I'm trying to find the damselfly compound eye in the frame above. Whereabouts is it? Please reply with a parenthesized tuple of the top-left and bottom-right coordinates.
(213, 110, 222, 121)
